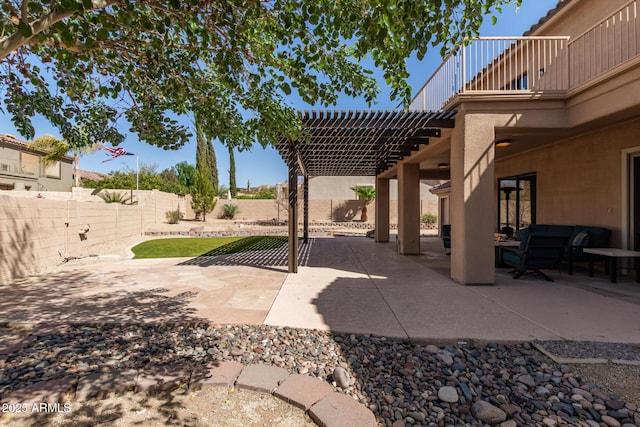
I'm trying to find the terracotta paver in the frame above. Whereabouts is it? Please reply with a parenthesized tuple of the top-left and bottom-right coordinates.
(309, 392, 377, 427)
(1, 376, 77, 405)
(274, 374, 335, 410)
(75, 369, 138, 399)
(236, 364, 290, 393)
(135, 365, 191, 395)
(189, 361, 244, 391)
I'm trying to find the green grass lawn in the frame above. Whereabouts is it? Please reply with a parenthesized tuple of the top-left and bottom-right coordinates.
(131, 236, 290, 259)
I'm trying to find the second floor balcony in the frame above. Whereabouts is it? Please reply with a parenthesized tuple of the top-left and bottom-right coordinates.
(411, 0, 640, 111)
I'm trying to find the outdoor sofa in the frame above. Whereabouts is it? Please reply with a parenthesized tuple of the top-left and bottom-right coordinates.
(500, 224, 611, 279)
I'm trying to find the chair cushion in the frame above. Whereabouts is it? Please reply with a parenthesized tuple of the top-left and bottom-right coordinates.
(501, 249, 523, 267)
(572, 231, 590, 247)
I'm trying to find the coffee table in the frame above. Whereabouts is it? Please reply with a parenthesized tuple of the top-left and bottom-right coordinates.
(583, 248, 640, 283)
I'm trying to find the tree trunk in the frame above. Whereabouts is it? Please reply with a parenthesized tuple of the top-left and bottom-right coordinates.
(361, 203, 368, 222)
(73, 152, 81, 187)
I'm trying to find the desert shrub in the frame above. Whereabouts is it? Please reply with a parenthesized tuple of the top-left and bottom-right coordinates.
(221, 203, 240, 219)
(97, 190, 134, 205)
(165, 209, 184, 224)
(254, 188, 275, 199)
(420, 213, 438, 225)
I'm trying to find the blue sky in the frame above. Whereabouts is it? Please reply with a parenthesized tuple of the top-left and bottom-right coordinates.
(2, 0, 558, 187)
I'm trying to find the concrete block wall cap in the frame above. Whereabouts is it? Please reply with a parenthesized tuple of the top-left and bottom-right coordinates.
(236, 364, 290, 393)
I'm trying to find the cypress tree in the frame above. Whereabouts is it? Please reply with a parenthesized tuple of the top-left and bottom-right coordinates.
(228, 145, 237, 197)
(195, 118, 218, 192)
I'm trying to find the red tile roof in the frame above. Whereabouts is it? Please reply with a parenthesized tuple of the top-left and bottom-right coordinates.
(524, 0, 575, 36)
(78, 169, 107, 181)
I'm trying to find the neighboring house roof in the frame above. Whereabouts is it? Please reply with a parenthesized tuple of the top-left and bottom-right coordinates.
(0, 133, 73, 161)
(523, 0, 576, 36)
(429, 181, 451, 194)
(78, 169, 107, 181)
(0, 133, 29, 148)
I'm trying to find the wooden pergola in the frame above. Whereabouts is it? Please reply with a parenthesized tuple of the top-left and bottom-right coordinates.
(275, 109, 456, 272)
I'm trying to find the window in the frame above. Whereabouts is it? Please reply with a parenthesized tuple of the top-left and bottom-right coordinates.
(498, 174, 536, 233)
(44, 161, 61, 178)
(502, 72, 528, 90)
(20, 152, 39, 175)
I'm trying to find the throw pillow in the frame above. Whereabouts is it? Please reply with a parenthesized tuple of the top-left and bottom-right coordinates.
(572, 231, 590, 247)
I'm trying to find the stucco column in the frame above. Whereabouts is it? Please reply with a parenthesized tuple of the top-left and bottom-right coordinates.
(450, 112, 497, 285)
(375, 176, 390, 242)
(398, 162, 420, 254)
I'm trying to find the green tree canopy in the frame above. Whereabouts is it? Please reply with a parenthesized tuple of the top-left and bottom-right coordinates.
(1, 0, 520, 153)
(83, 161, 189, 194)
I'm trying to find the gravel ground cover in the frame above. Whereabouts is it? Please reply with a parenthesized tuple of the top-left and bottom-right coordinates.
(536, 341, 640, 363)
(1, 323, 639, 427)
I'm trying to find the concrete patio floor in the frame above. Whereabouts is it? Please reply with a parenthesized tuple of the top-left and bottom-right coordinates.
(2, 235, 639, 345)
(265, 236, 640, 344)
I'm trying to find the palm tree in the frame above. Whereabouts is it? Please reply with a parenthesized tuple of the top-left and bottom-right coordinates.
(28, 135, 99, 187)
(351, 186, 376, 222)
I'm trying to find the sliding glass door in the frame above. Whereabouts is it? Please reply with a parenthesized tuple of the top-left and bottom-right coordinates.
(498, 174, 536, 233)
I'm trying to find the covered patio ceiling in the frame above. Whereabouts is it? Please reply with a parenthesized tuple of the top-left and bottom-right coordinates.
(276, 109, 456, 177)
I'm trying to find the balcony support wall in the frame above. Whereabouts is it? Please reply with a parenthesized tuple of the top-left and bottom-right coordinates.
(450, 111, 500, 285)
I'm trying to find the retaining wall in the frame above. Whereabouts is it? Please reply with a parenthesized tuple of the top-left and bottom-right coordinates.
(0, 190, 186, 283)
(0, 190, 438, 283)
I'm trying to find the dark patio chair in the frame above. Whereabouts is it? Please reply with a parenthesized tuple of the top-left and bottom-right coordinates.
(441, 224, 451, 254)
(500, 233, 569, 281)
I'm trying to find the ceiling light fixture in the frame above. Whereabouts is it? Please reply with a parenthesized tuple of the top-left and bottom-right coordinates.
(495, 139, 512, 148)
(437, 163, 449, 169)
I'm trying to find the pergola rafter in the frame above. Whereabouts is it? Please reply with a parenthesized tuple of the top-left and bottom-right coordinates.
(277, 110, 456, 177)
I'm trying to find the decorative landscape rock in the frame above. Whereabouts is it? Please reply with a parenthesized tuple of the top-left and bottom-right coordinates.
(437, 386, 459, 403)
(0, 325, 639, 427)
(471, 400, 507, 424)
(331, 366, 354, 389)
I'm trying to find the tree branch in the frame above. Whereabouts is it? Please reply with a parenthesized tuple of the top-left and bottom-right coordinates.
(1, 0, 116, 59)
(20, 0, 28, 23)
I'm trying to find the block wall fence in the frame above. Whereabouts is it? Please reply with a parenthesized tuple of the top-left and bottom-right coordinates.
(1, 189, 438, 283)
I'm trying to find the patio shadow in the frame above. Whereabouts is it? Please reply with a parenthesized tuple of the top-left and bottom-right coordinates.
(0, 270, 205, 324)
(177, 239, 313, 270)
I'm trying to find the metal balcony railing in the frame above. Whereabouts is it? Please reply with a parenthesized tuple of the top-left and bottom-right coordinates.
(569, 0, 639, 87)
(412, 0, 640, 111)
(411, 36, 571, 111)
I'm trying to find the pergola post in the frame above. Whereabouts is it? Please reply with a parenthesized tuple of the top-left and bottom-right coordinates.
(288, 143, 298, 273)
(375, 176, 390, 242)
(398, 162, 421, 254)
(303, 175, 309, 243)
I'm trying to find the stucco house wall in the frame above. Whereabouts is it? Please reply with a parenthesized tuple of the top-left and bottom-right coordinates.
(496, 117, 640, 248)
(0, 134, 73, 192)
